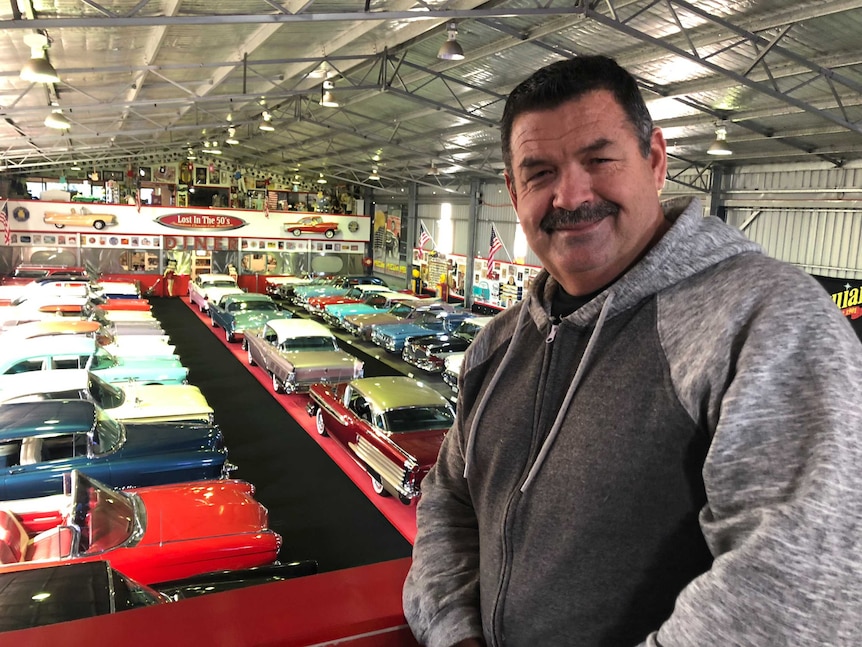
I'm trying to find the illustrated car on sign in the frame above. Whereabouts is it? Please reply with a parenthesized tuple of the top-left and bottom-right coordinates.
(370, 309, 471, 353)
(0, 470, 277, 585)
(343, 300, 454, 340)
(0, 369, 213, 424)
(209, 293, 286, 343)
(307, 376, 454, 503)
(284, 215, 339, 238)
(42, 207, 118, 230)
(402, 316, 494, 373)
(0, 336, 188, 386)
(0, 399, 231, 501)
(0, 559, 318, 632)
(188, 273, 244, 312)
(243, 318, 363, 394)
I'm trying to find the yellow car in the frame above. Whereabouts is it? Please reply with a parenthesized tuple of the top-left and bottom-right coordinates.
(43, 207, 118, 230)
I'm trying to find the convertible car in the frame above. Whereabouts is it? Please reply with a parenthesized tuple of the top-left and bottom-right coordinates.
(0, 559, 318, 632)
(292, 275, 386, 307)
(307, 376, 454, 502)
(370, 309, 471, 353)
(188, 273, 244, 312)
(0, 336, 188, 385)
(0, 471, 278, 585)
(209, 293, 286, 343)
(284, 215, 339, 238)
(42, 207, 118, 230)
(342, 300, 454, 340)
(243, 318, 363, 394)
(401, 316, 493, 372)
(305, 283, 392, 317)
(0, 369, 214, 424)
(0, 399, 231, 501)
(321, 291, 419, 329)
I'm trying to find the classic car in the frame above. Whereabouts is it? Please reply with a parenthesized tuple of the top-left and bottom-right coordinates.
(307, 376, 454, 502)
(88, 306, 157, 322)
(90, 280, 141, 299)
(0, 336, 188, 386)
(243, 318, 364, 394)
(0, 277, 92, 308)
(401, 316, 494, 372)
(188, 273, 244, 312)
(284, 215, 339, 238)
(89, 309, 167, 337)
(0, 264, 88, 287)
(209, 293, 286, 343)
(370, 309, 471, 353)
(0, 471, 276, 585)
(305, 284, 393, 317)
(264, 275, 316, 299)
(0, 369, 213, 424)
(292, 275, 387, 307)
(84, 297, 152, 315)
(441, 352, 466, 394)
(0, 400, 231, 501)
(0, 293, 92, 330)
(342, 299, 453, 340)
(321, 291, 420, 329)
(1, 319, 177, 359)
(42, 207, 118, 230)
(0, 559, 318, 632)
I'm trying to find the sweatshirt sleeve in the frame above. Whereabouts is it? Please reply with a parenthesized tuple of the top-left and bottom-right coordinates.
(402, 352, 484, 647)
(651, 266, 862, 645)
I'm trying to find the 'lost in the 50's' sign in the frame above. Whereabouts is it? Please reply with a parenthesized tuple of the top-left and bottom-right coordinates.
(155, 212, 248, 231)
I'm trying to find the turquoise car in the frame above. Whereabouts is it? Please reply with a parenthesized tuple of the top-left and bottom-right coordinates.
(0, 336, 188, 385)
(209, 293, 288, 343)
(370, 309, 471, 353)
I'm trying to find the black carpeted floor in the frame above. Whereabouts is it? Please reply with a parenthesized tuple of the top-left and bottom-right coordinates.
(149, 297, 412, 573)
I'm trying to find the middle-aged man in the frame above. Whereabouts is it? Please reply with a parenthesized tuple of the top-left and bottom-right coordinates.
(403, 55, 862, 647)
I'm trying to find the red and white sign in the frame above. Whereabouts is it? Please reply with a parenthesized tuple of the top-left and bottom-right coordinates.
(155, 212, 248, 231)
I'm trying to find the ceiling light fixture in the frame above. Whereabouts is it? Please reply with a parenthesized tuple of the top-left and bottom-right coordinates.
(44, 109, 71, 130)
(20, 33, 60, 84)
(317, 173, 327, 184)
(437, 22, 465, 61)
(707, 125, 733, 156)
(369, 167, 380, 181)
(320, 80, 339, 108)
(225, 127, 239, 145)
(70, 163, 81, 171)
(259, 111, 275, 131)
(427, 161, 441, 176)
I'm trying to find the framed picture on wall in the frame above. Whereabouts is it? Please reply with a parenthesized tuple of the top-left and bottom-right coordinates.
(195, 166, 208, 185)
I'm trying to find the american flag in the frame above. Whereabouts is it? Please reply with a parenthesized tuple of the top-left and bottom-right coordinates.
(488, 222, 503, 263)
(418, 221, 432, 249)
(0, 201, 9, 245)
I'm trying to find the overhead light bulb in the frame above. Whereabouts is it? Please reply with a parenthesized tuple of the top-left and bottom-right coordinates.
(437, 23, 465, 61)
(707, 125, 733, 156)
(44, 109, 71, 130)
(369, 167, 380, 181)
(225, 128, 239, 145)
(320, 80, 339, 108)
(427, 161, 441, 176)
(317, 173, 327, 184)
(20, 34, 60, 84)
(259, 111, 275, 131)
(70, 163, 81, 171)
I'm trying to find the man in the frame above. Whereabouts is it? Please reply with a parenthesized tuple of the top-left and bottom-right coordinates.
(403, 55, 862, 646)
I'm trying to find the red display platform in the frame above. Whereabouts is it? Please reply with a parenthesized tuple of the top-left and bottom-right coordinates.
(6, 558, 419, 646)
(183, 297, 419, 544)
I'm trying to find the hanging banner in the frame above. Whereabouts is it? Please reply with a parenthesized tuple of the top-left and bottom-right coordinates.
(813, 274, 862, 340)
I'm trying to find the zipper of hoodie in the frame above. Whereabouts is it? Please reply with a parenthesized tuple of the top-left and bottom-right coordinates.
(489, 316, 560, 645)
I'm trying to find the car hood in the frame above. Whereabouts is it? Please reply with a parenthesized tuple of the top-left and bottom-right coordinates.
(111, 384, 213, 423)
(95, 363, 188, 385)
(375, 323, 433, 337)
(135, 480, 267, 545)
(232, 311, 280, 329)
(410, 335, 469, 353)
(328, 304, 379, 316)
(120, 421, 224, 456)
(284, 350, 360, 371)
(346, 313, 399, 326)
(391, 430, 447, 468)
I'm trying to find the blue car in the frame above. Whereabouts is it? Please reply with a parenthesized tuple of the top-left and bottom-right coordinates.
(0, 399, 232, 500)
(370, 309, 471, 353)
(209, 293, 287, 343)
(292, 275, 387, 307)
(0, 336, 188, 386)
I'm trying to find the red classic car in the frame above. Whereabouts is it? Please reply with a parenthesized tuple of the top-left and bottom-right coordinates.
(307, 376, 454, 503)
(0, 264, 89, 287)
(284, 215, 339, 238)
(0, 471, 281, 585)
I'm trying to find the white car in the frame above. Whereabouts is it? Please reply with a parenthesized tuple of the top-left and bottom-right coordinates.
(0, 369, 213, 424)
(188, 273, 244, 312)
(441, 352, 466, 394)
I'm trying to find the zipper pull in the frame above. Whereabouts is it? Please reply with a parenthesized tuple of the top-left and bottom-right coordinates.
(546, 317, 559, 343)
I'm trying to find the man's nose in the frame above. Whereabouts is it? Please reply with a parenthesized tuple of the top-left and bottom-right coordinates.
(552, 164, 594, 211)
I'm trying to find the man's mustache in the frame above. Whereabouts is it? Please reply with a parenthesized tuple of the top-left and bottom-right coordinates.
(540, 201, 620, 233)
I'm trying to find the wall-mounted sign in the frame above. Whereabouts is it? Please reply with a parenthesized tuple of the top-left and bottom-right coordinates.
(155, 212, 248, 231)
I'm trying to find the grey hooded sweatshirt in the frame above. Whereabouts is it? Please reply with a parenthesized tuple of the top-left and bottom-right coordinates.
(403, 197, 862, 647)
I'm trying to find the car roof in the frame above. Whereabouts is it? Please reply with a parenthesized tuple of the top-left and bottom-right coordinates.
(1, 319, 101, 339)
(222, 293, 273, 304)
(265, 318, 333, 340)
(352, 376, 452, 411)
(0, 368, 92, 399)
(0, 399, 97, 438)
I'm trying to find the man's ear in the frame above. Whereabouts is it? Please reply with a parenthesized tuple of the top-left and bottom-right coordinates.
(649, 128, 668, 193)
(504, 171, 518, 211)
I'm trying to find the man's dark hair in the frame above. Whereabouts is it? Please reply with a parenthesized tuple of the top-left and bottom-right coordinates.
(501, 55, 654, 174)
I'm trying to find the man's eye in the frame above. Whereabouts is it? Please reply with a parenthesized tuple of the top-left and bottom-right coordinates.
(526, 169, 551, 182)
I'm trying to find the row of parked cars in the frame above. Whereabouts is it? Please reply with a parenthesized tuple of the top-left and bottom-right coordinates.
(0, 266, 315, 631)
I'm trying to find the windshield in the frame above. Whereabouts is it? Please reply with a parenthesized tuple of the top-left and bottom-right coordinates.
(280, 336, 338, 352)
(455, 323, 482, 341)
(207, 280, 237, 288)
(87, 374, 125, 409)
(70, 472, 137, 555)
(384, 406, 454, 433)
(388, 304, 413, 317)
(89, 347, 118, 370)
(230, 301, 279, 313)
(92, 408, 123, 454)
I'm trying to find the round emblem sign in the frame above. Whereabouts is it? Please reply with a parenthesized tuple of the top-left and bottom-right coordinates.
(348, 220, 359, 233)
(12, 206, 29, 222)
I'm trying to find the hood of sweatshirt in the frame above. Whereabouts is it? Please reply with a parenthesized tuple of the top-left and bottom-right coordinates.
(463, 196, 765, 487)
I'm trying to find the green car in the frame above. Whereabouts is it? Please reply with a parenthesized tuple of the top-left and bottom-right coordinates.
(209, 293, 287, 343)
